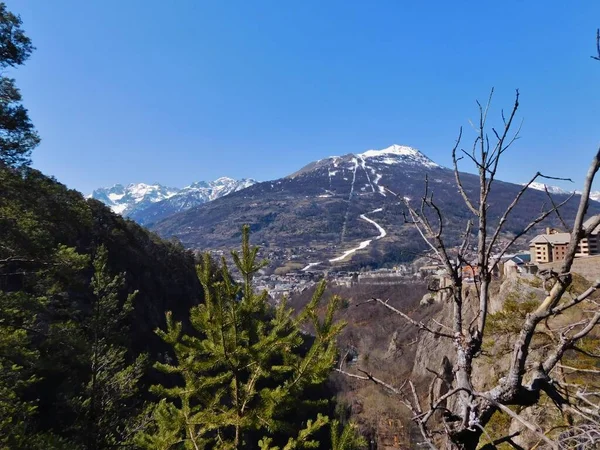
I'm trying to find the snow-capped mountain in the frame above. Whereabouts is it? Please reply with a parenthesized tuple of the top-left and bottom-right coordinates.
(525, 182, 568, 195)
(525, 182, 600, 202)
(291, 144, 439, 181)
(89, 177, 256, 224)
(358, 144, 440, 168)
(128, 177, 256, 225)
(89, 183, 180, 215)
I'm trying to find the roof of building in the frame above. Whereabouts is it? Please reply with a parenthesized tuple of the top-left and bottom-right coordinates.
(530, 232, 571, 245)
(510, 254, 531, 264)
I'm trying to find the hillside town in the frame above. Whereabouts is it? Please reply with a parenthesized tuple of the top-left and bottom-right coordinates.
(249, 215, 600, 303)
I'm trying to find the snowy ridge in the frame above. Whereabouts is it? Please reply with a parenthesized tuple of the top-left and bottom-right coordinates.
(525, 182, 568, 195)
(180, 177, 256, 204)
(358, 144, 440, 168)
(524, 182, 600, 202)
(90, 177, 256, 217)
(291, 144, 439, 180)
(90, 183, 180, 215)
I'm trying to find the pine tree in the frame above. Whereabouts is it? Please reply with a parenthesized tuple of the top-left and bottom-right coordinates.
(0, 245, 89, 449)
(0, 2, 40, 168)
(0, 290, 40, 448)
(329, 420, 367, 450)
(73, 245, 147, 449)
(137, 226, 346, 450)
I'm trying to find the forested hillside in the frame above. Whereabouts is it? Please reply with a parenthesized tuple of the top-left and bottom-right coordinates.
(1, 162, 207, 446)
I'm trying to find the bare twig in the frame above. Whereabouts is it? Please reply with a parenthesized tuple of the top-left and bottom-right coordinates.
(475, 394, 558, 449)
(544, 185, 570, 230)
(370, 297, 454, 339)
(452, 128, 478, 216)
(558, 364, 600, 374)
(479, 432, 523, 450)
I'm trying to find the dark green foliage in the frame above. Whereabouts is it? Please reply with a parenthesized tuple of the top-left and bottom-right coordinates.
(329, 420, 367, 450)
(0, 290, 41, 448)
(0, 2, 39, 168)
(0, 167, 93, 262)
(137, 226, 350, 449)
(0, 3, 33, 67)
(68, 245, 147, 449)
(0, 163, 203, 447)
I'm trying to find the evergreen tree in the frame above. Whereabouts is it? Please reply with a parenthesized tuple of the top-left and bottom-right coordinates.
(0, 290, 40, 448)
(0, 245, 88, 449)
(329, 420, 367, 450)
(0, 2, 39, 168)
(72, 245, 147, 449)
(137, 226, 347, 450)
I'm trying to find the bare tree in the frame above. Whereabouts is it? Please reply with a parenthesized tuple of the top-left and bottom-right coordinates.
(339, 54, 600, 448)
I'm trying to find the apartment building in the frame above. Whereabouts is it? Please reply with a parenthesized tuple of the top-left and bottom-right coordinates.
(530, 218, 600, 264)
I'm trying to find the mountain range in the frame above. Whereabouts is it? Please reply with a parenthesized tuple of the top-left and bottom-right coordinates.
(147, 145, 598, 272)
(527, 181, 600, 201)
(89, 177, 256, 225)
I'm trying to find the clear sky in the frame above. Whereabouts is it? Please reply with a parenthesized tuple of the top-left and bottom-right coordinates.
(5, 0, 600, 194)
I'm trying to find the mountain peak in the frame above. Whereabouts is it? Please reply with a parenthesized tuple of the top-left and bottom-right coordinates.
(213, 176, 236, 184)
(360, 144, 419, 158)
(357, 144, 439, 168)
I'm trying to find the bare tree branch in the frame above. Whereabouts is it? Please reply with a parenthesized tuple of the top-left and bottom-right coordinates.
(490, 193, 575, 273)
(486, 171, 543, 259)
(558, 364, 600, 374)
(370, 297, 454, 339)
(452, 128, 479, 215)
(479, 432, 524, 450)
(374, 64, 600, 448)
(544, 185, 570, 231)
(475, 394, 558, 449)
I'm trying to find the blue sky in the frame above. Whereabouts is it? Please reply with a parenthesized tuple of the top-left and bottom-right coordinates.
(6, 0, 600, 194)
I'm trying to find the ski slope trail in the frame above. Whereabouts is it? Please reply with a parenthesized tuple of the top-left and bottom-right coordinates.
(340, 157, 359, 243)
(330, 208, 386, 263)
(371, 170, 386, 196)
(358, 156, 376, 193)
(301, 261, 322, 272)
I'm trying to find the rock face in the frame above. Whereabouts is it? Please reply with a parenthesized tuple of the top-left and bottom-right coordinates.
(407, 271, 590, 448)
(151, 144, 595, 270)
